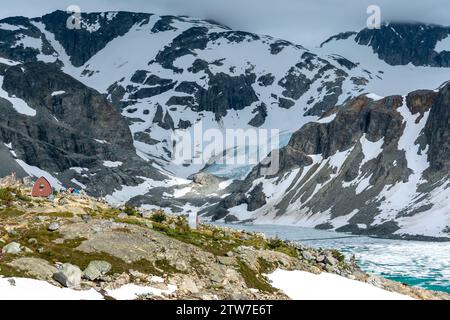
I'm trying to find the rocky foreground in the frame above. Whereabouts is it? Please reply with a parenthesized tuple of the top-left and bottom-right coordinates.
(0, 182, 448, 300)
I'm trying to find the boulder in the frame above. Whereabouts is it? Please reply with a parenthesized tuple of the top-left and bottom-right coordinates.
(191, 172, 220, 186)
(325, 253, 338, 266)
(81, 214, 92, 223)
(180, 277, 199, 294)
(2, 242, 21, 254)
(8, 257, 58, 280)
(217, 256, 235, 266)
(52, 263, 82, 288)
(301, 251, 315, 261)
(140, 211, 152, 219)
(48, 222, 60, 231)
(175, 260, 188, 272)
(83, 260, 112, 281)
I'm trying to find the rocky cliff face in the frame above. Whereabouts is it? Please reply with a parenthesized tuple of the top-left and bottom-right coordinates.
(0, 61, 165, 196)
(209, 85, 450, 240)
(322, 23, 450, 67)
(2, 62, 134, 155)
(424, 84, 450, 172)
(39, 11, 152, 67)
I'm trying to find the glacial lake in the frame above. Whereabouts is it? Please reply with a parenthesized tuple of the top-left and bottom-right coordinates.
(213, 222, 450, 294)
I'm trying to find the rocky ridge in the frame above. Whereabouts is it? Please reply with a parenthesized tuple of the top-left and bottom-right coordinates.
(0, 60, 167, 197)
(321, 23, 450, 67)
(209, 84, 450, 240)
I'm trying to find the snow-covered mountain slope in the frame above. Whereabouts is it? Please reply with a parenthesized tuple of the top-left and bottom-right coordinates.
(318, 25, 450, 97)
(0, 11, 423, 178)
(321, 23, 450, 68)
(0, 11, 449, 239)
(33, 11, 381, 177)
(209, 85, 450, 241)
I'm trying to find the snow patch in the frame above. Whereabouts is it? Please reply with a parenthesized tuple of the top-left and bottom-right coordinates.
(106, 283, 177, 300)
(0, 57, 20, 66)
(173, 186, 192, 198)
(103, 161, 123, 168)
(15, 160, 64, 190)
(70, 167, 88, 174)
(0, 76, 36, 116)
(366, 93, 385, 100)
(435, 36, 450, 53)
(0, 277, 177, 300)
(0, 23, 25, 31)
(0, 278, 103, 300)
(360, 135, 384, 163)
(71, 178, 86, 189)
(51, 90, 66, 96)
(316, 113, 337, 123)
(218, 180, 233, 190)
(267, 269, 413, 300)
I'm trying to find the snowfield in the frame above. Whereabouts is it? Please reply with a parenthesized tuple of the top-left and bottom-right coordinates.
(0, 76, 36, 116)
(0, 272, 411, 300)
(0, 277, 177, 300)
(0, 277, 103, 300)
(267, 269, 413, 300)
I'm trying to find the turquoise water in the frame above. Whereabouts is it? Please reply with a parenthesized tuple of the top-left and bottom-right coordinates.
(213, 222, 450, 294)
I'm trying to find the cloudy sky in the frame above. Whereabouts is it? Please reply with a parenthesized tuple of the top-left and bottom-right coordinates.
(1, 0, 449, 46)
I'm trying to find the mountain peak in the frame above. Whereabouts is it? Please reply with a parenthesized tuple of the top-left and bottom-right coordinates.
(326, 22, 450, 67)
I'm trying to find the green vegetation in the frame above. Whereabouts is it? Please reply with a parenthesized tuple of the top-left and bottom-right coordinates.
(6, 227, 172, 276)
(92, 205, 298, 263)
(331, 249, 346, 263)
(0, 188, 304, 290)
(150, 210, 167, 223)
(123, 205, 140, 217)
(237, 259, 277, 293)
(265, 238, 298, 258)
(0, 188, 32, 205)
(0, 259, 31, 278)
(40, 211, 74, 218)
(0, 188, 15, 205)
(0, 207, 26, 217)
(155, 259, 183, 274)
(16, 193, 32, 203)
(148, 218, 299, 259)
(189, 257, 205, 275)
(153, 223, 239, 256)
(257, 257, 277, 274)
(115, 216, 146, 227)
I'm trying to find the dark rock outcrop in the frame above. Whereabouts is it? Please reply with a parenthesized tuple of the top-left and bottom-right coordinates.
(328, 23, 450, 67)
(424, 83, 450, 172)
(0, 62, 167, 196)
(38, 11, 151, 67)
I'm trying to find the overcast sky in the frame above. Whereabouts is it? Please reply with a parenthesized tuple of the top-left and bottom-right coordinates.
(1, 0, 449, 47)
